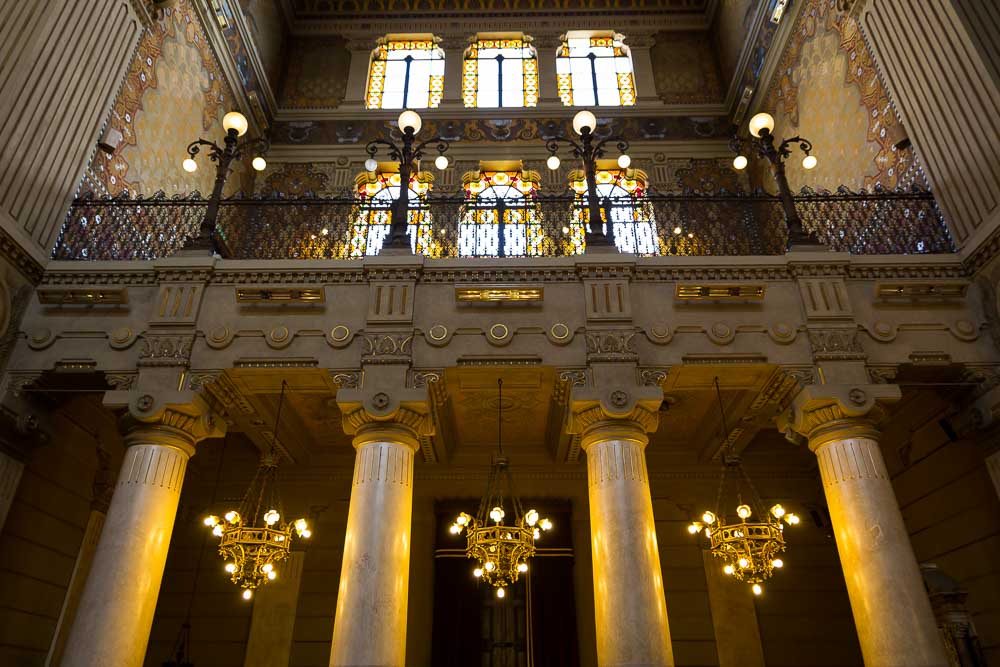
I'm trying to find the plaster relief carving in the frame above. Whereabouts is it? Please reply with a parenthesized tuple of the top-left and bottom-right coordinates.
(186, 372, 220, 391)
(869, 321, 897, 342)
(410, 371, 441, 389)
(547, 323, 573, 346)
(952, 320, 979, 342)
(768, 323, 797, 345)
(868, 366, 898, 384)
(138, 333, 194, 367)
(639, 369, 668, 387)
(109, 327, 136, 350)
(327, 325, 354, 349)
(487, 323, 513, 346)
(425, 324, 452, 347)
(106, 374, 138, 391)
(808, 328, 866, 361)
(331, 371, 362, 389)
(646, 323, 672, 345)
(27, 328, 54, 350)
(207, 325, 234, 349)
(708, 322, 735, 345)
(361, 333, 413, 364)
(585, 330, 637, 362)
(267, 325, 292, 349)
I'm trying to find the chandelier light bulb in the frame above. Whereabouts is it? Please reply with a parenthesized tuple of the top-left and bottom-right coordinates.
(268, 571, 277, 580)
(223, 111, 249, 136)
(225, 511, 239, 524)
(518, 563, 528, 573)
(295, 519, 307, 532)
(617, 154, 631, 169)
(772, 558, 784, 568)
(738, 558, 749, 569)
(497, 587, 505, 599)
(786, 513, 800, 525)
(687, 523, 701, 534)
(262, 563, 273, 573)
(212, 525, 223, 537)
(484, 561, 495, 572)
(449, 524, 460, 534)
(183, 158, 198, 173)
(770, 504, 785, 518)
(673, 226, 682, 235)
(242, 589, 253, 600)
(397, 109, 422, 134)
(732, 154, 748, 170)
(264, 510, 280, 525)
(748, 111, 775, 138)
(434, 154, 449, 170)
(225, 563, 236, 573)
(723, 564, 735, 575)
(364, 157, 378, 172)
(546, 155, 561, 170)
(533, 528, 540, 539)
(736, 504, 752, 519)
(752, 583, 763, 596)
(301, 529, 312, 538)
(688, 232, 694, 238)
(539, 518, 552, 531)
(525, 509, 538, 526)
(474, 568, 483, 578)
(802, 154, 818, 170)
(572, 109, 597, 135)
(701, 511, 716, 525)
(490, 506, 505, 523)
(204, 515, 219, 527)
(252, 156, 267, 172)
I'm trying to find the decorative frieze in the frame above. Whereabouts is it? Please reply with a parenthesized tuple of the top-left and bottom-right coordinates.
(585, 329, 637, 362)
(808, 328, 866, 361)
(137, 334, 194, 367)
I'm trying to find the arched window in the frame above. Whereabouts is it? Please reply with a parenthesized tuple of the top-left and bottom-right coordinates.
(366, 35, 445, 109)
(556, 31, 636, 107)
(459, 166, 545, 257)
(463, 35, 539, 108)
(570, 166, 656, 254)
(350, 168, 436, 256)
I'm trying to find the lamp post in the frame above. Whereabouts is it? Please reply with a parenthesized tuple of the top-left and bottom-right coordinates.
(181, 110, 268, 255)
(732, 111, 821, 249)
(545, 110, 631, 250)
(364, 110, 451, 252)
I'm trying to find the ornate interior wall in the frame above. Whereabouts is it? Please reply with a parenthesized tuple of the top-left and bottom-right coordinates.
(758, 0, 926, 194)
(82, 0, 251, 198)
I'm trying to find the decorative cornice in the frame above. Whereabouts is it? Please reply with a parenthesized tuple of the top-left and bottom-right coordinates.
(0, 226, 45, 285)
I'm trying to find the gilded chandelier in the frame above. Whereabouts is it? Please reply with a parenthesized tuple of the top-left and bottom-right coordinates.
(203, 381, 311, 600)
(687, 379, 799, 596)
(450, 379, 552, 599)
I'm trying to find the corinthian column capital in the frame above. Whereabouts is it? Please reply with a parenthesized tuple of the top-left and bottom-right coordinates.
(778, 383, 901, 450)
(337, 387, 434, 452)
(566, 366, 663, 449)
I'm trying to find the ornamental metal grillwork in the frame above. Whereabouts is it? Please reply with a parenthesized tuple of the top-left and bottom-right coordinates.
(54, 186, 954, 260)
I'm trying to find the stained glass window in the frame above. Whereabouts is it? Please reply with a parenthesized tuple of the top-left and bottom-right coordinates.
(459, 167, 546, 257)
(570, 167, 656, 254)
(556, 32, 636, 107)
(463, 36, 538, 108)
(350, 169, 437, 256)
(366, 36, 445, 109)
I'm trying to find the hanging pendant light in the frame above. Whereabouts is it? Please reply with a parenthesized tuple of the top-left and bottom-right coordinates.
(450, 379, 552, 599)
(203, 381, 312, 599)
(687, 378, 799, 596)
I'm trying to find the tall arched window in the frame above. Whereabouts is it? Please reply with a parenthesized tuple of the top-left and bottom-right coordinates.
(459, 166, 545, 257)
(556, 31, 636, 107)
(366, 35, 445, 109)
(350, 168, 436, 256)
(570, 166, 656, 254)
(463, 35, 539, 108)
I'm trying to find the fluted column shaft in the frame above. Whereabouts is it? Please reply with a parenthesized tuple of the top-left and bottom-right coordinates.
(583, 421, 673, 667)
(61, 423, 197, 667)
(330, 423, 418, 667)
(809, 420, 947, 667)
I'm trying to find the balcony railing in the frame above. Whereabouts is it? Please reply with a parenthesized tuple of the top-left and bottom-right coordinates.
(52, 187, 954, 261)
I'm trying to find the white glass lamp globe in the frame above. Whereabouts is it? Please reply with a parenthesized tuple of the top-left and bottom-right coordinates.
(572, 110, 597, 135)
(434, 154, 449, 170)
(364, 158, 378, 172)
(732, 155, 748, 170)
(748, 112, 775, 138)
(802, 154, 818, 170)
(223, 111, 249, 137)
(617, 154, 631, 169)
(398, 109, 422, 134)
(546, 155, 561, 170)
(182, 158, 198, 173)
(252, 156, 267, 172)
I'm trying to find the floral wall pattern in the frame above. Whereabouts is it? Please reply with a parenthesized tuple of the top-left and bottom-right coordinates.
(759, 0, 926, 194)
(83, 0, 249, 197)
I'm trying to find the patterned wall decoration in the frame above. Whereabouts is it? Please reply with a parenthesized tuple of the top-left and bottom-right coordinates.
(279, 36, 351, 109)
(650, 31, 723, 104)
(83, 0, 248, 197)
(759, 0, 926, 193)
(271, 115, 730, 146)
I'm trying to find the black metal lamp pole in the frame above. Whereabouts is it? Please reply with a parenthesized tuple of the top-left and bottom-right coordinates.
(364, 110, 450, 252)
(180, 111, 267, 256)
(733, 112, 822, 249)
(546, 110, 630, 250)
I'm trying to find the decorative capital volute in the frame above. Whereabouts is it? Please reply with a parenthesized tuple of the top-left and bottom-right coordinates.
(777, 383, 901, 450)
(567, 380, 662, 450)
(337, 387, 434, 451)
(106, 391, 225, 454)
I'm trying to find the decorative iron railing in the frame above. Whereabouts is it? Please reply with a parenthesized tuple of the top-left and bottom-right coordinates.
(52, 186, 953, 261)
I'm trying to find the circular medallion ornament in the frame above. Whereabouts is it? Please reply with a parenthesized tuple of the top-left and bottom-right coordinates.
(372, 392, 390, 410)
(871, 321, 896, 342)
(708, 322, 735, 345)
(768, 323, 796, 345)
(27, 328, 54, 350)
(648, 324, 673, 345)
(110, 327, 136, 350)
(610, 390, 629, 408)
(487, 323, 512, 346)
(953, 320, 978, 341)
(207, 325, 233, 349)
(267, 326, 291, 349)
(327, 325, 353, 349)
(429, 324, 448, 340)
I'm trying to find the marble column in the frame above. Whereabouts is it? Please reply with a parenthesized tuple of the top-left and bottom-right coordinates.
(245, 552, 306, 667)
(786, 386, 947, 667)
(577, 407, 673, 667)
(61, 398, 222, 667)
(330, 400, 430, 667)
(702, 551, 765, 667)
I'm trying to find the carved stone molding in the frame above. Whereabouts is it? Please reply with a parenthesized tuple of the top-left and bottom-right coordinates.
(361, 333, 413, 364)
(778, 383, 902, 449)
(808, 328, 866, 361)
(331, 371, 362, 389)
(638, 368, 669, 387)
(137, 333, 194, 368)
(585, 329, 637, 362)
(113, 393, 225, 451)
